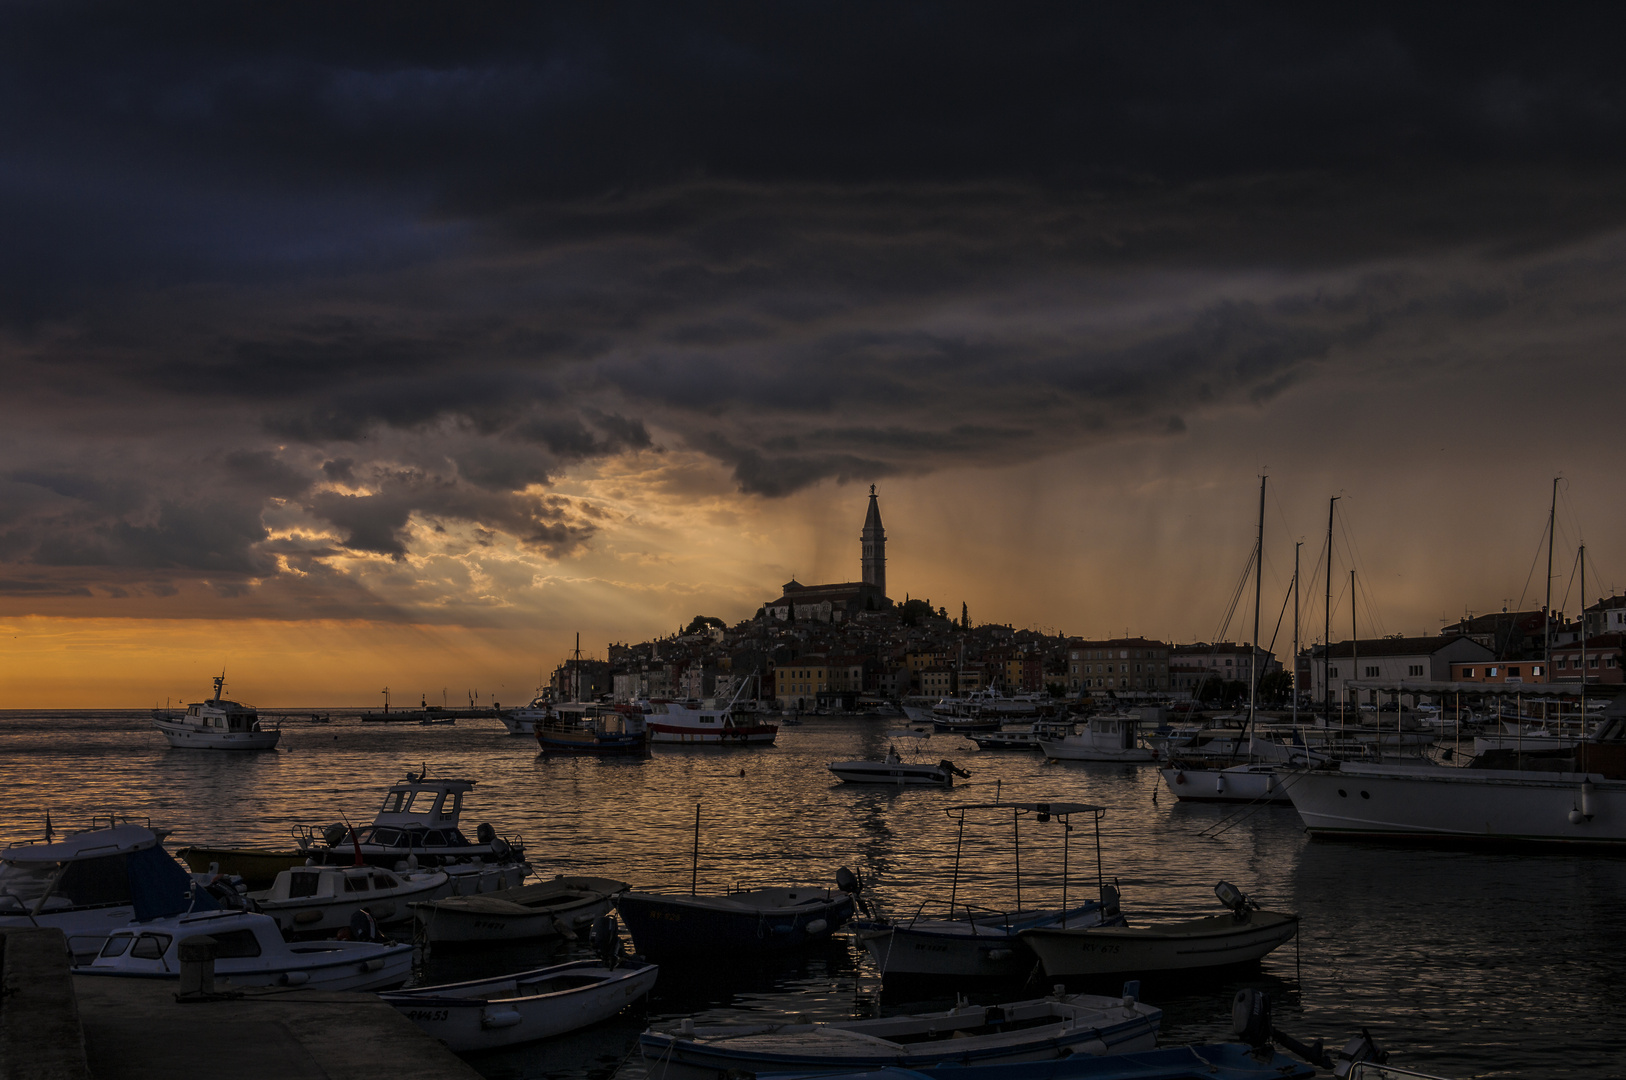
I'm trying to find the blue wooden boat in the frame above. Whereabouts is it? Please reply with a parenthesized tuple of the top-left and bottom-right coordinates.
(754, 1043, 1316, 1080)
(616, 883, 856, 959)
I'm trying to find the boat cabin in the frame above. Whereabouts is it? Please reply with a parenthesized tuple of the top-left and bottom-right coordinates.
(372, 778, 474, 832)
(0, 824, 165, 919)
(265, 865, 412, 902)
(95, 910, 278, 971)
(1087, 715, 1142, 751)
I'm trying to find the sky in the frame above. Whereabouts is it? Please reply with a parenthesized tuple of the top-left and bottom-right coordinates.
(3, 3, 1625, 706)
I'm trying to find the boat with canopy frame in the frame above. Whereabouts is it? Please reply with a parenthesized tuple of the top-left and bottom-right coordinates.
(852, 800, 1123, 981)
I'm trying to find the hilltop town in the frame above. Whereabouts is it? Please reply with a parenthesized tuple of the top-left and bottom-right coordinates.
(546, 489, 1626, 711)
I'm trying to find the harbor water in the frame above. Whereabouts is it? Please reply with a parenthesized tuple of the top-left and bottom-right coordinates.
(4, 710, 1624, 1080)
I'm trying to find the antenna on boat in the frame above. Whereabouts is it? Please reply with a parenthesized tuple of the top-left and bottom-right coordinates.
(691, 803, 701, 897)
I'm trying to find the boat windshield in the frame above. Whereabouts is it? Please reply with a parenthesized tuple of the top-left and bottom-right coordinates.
(0, 860, 58, 911)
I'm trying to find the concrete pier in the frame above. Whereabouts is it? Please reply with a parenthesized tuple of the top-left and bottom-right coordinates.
(2, 929, 480, 1080)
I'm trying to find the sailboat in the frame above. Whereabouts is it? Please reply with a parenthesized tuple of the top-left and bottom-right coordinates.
(1158, 477, 1317, 805)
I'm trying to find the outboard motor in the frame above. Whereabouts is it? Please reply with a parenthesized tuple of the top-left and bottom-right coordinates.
(1233, 989, 1332, 1068)
(1215, 880, 1258, 919)
(203, 877, 256, 913)
(939, 760, 972, 779)
(476, 822, 496, 844)
(349, 907, 382, 943)
(322, 822, 349, 850)
(589, 915, 623, 968)
(1332, 1031, 1389, 1078)
(836, 866, 871, 917)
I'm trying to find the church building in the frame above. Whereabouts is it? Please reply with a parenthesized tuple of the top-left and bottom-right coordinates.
(763, 486, 890, 623)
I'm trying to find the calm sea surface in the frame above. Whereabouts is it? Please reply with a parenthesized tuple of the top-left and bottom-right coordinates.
(3, 711, 1623, 1080)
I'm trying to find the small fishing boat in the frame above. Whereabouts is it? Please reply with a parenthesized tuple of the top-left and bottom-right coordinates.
(178, 770, 529, 888)
(750, 1043, 1315, 1080)
(383, 954, 658, 1052)
(79, 908, 412, 990)
(639, 989, 1162, 1080)
(152, 675, 280, 751)
(617, 881, 857, 960)
(968, 719, 1074, 750)
(536, 705, 650, 755)
(249, 864, 451, 935)
(1020, 882, 1298, 978)
(853, 802, 1124, 980)
(1037, 715, 1154, 762)
(829, 745, 969, 786)
(411, 875, 628, 943)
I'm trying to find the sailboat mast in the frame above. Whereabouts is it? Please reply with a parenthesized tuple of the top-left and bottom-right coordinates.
(1249, 475, 1266, 735)
(1350, 569, 1358, 732)
(1545, 477, 1558, 665)
(1580, 545, 1587, 731)
(1293, 541, 1302, 728)
(1324, 496, 1338, 727)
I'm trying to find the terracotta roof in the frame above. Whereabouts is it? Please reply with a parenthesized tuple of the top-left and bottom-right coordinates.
(1319, 634, 1483, 659)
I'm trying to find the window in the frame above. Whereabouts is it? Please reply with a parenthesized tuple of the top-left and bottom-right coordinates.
(1461, 668, 1474, 678)
(1590, 657, 1600, 668)
(1408, 665, 1424, 677)
(130, 933, 172, 960)
(211, 929, 263, 958)
(1329, 667, 1338, 678)
(1365, 666, 1379, 678)
(1508, 667, 1521, 677)
(286, 872, 321, 899)
(99, 935, 132, 958)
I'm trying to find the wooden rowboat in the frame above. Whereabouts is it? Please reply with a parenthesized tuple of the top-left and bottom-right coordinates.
(410, 875, 628, 943)
(1020, 909, 1299, 978)
(383, 957, 658, 1052)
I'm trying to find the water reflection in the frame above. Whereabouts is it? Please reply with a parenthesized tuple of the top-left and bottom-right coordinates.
(3, 712, 1625, 1078)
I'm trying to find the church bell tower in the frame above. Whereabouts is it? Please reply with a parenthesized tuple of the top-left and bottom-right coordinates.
(861, 485, 886, 598)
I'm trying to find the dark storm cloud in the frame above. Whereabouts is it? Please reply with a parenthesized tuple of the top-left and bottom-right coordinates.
(5, 3, 1626, 607)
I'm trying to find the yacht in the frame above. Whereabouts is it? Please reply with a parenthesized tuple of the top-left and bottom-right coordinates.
(1287, 708, 1626, 846)
(633, 699, 779, 745)
(152, 675, 280, 750)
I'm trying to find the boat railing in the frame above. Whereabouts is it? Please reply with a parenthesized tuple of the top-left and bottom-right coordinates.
(89, 813, 150, 830)
(1342, 1064, 1454, 1080)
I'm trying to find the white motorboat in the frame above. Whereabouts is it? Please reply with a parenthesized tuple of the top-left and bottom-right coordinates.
(1159, 761, 1295, 805)
(249, 863, 451, 935)
(152, 675, 279, 750)
(411, 875, 628, 943)
(498, 695, 552, 735)
(639, 989, 1162, 1080)
(1, 822, 200, 963)
(1286, 707, 1626, 846)
(1038, 714, 1155, 762)
(178, 770, 530, 888)
(829, 746, 969, 786)
(78, 907, 412, 990)
(633, 698, 779, 745)
(1020, 882, 1298, 977)
(384, 956, 659, 1052)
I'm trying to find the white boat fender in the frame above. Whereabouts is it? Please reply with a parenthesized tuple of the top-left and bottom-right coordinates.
(360, 957, 386, 972)
(804, 919, 828, 935)
(986, 948, 1013, 960)
(481, 1007, 523, 1030)
(293, 909, 324, 925)
(1582, 780, 1595, 819)
(1215, 775, 1226, 794)
(279, 970, 310, 986)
